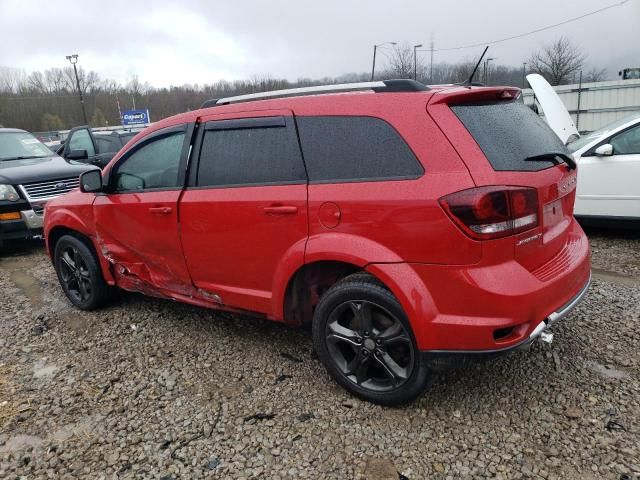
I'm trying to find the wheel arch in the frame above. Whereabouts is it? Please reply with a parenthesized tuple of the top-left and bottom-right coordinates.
(280, 260, 365, 325)
(47, 224, 115, 285)
(364, 262, 439, 350)
(274, 233, 414, 325)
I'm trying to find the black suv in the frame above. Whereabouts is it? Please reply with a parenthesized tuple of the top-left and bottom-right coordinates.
(59, 126, 142, 168)
(0, 128, 96, 248)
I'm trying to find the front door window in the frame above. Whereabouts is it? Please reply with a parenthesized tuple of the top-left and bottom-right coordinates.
(68, 129, 96, 157)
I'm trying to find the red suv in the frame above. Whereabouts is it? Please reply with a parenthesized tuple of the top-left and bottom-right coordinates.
(44, 80, 591, 405)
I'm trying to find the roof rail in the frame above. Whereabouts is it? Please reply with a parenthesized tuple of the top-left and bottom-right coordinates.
(200, 79, 429, 108)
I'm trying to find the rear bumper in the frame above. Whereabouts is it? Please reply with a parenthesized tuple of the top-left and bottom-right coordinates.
(422, 272, 591, 370)
(413, 219, 590, 351)
(367, 218, 591, 352)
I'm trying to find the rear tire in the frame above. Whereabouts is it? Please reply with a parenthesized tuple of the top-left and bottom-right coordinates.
(312, 273, 430, 406)
(54, 234, 111, 310)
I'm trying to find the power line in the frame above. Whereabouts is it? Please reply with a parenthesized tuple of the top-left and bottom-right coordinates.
(1, 93, 103, 100)
(417, 0, 631, 52)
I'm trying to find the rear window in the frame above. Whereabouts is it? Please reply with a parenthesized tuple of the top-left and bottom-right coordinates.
(451, 101, 569, 172)
(296, 116, 423, 183)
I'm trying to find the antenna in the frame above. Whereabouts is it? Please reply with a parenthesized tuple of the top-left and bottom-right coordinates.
(466, 46, 489, 85)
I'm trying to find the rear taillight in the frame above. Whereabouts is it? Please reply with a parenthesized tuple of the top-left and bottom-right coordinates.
(439, 186, 539, 240)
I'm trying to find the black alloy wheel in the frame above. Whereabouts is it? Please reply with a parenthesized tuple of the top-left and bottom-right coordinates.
(54, 234, 111, 310)
(325, 299, 414, 392)
(313, 273, 431, 406)
(58, 244, 93, 304)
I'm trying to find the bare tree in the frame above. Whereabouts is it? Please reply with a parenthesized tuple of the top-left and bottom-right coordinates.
(0, 67, 27, 93)
(27, 71, 48, 93)
(44, 68, 67, 94)
(584, 67, 608, 83)
(528, 37, 586, 85)
(385, 44, 415, 79)
(0, 55, 599, 132)
(126, 75, 143, 97)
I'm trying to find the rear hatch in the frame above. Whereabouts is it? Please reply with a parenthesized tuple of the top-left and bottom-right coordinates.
(525, 73, 579, 145)
(428, 87, 578, 272)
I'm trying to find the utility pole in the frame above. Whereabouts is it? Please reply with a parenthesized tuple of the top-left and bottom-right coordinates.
(576, 70, 583, 131)
(115, 95, 122, 123)
(65, 54, 88, 125)
(429, 33, 434, 83)
(483, 58, 494, 85)
(371, 42, 397, 81)
(413, 44, 423, 81)
(522, 62, 527, 89)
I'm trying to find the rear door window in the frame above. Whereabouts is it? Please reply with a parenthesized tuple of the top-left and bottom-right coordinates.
(196, 116, 306, 187)
(296, 116, 423, 183)
(119, 133, 137, 147)
(94, 136, 117, 154)
(451, 101, 569, 172)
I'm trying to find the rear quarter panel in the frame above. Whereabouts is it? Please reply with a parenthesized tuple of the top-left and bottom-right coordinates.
(294, 94, 482, 266)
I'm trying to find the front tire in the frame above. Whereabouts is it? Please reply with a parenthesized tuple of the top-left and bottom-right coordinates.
(312, 273, 430, 406)
(54, 234, 111, 310)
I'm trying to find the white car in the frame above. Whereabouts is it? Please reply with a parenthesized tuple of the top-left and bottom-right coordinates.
(527, 74, 640, 227)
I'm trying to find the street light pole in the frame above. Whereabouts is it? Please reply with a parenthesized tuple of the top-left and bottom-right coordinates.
(371, 45, 378, 81)
(413, 44, 423, 81)
(65, 54, 88, 125)
(371, 42, 397, 81)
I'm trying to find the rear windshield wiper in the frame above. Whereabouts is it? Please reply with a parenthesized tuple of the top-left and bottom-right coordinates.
(524, 152, 576, 170)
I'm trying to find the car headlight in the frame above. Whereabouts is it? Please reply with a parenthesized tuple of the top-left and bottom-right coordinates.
(0, 184, 20, 202)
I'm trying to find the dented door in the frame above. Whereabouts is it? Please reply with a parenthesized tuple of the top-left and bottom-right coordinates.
(94, 124, 194, 297)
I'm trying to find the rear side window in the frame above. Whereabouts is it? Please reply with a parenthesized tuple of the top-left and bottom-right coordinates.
(94, 136, 117, 154)
(119, 133, 137, 147)
(197, 117, 306, 187)
(296, 116, 423, 183)
(451, 101, 569, 172)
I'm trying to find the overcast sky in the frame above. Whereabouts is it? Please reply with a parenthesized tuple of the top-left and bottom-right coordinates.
(1, 0, 638, 87)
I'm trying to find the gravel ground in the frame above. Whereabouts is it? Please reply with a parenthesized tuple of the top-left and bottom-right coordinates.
(0, 231, 639, 480)
(587, 227, 640, 278)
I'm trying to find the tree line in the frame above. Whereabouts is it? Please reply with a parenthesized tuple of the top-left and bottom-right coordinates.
(0, 37, 608, 132)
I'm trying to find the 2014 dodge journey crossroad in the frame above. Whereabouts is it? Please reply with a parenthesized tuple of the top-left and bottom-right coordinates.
(44, 80, 591, 405)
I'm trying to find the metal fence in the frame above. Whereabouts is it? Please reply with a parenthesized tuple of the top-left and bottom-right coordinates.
(522, 78, 640, 133)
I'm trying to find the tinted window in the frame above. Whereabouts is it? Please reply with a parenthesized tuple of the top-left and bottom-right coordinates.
(197, 118, 306, 187)
(451, 101, 569, 172)
(114, 131, 185, 192)
(296, 116, 422, 183)
(94, 136, 118, 154)
(610, 124, 640, 155)
(68, 129, 96, 156)
(119, 133, 137, 147)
